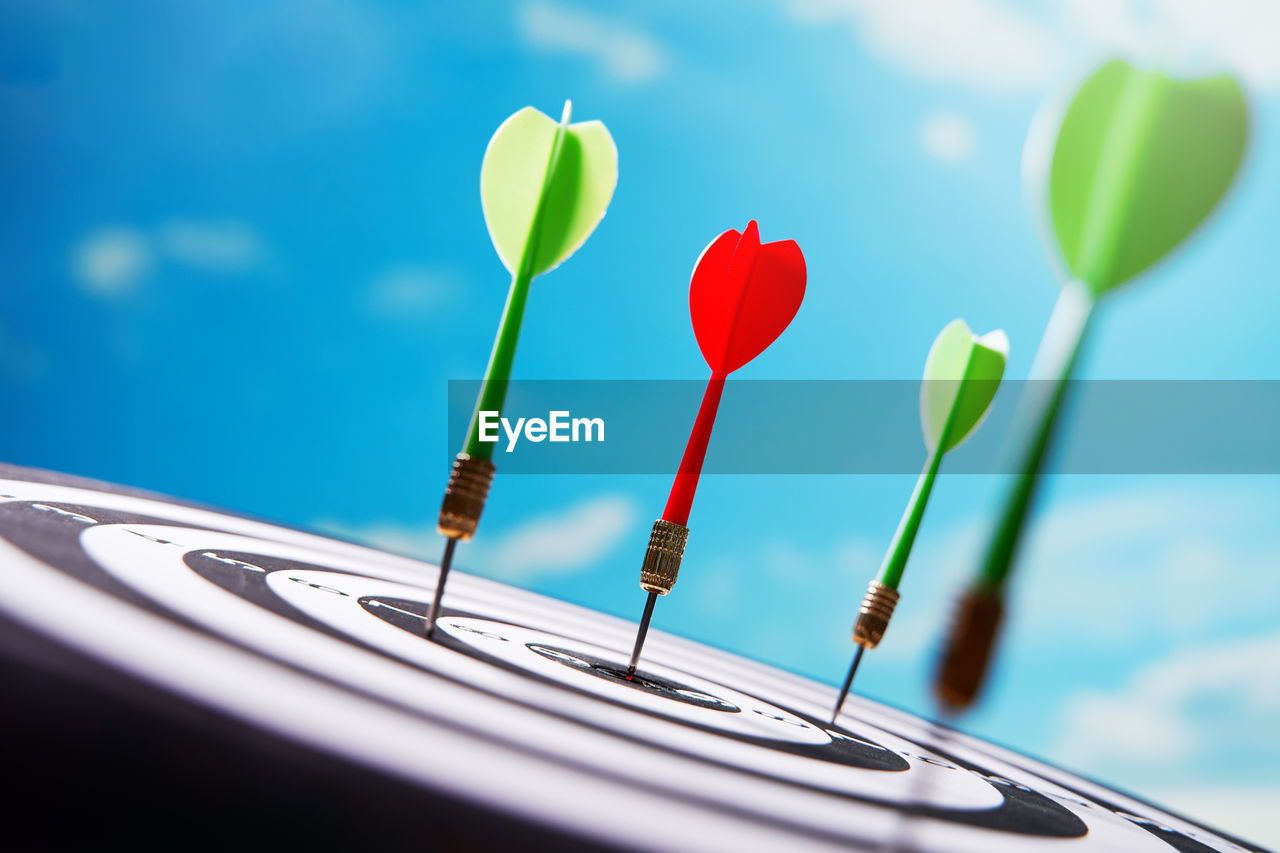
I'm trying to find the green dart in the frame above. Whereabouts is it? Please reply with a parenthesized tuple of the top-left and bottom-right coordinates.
(428, 101, 618, 635)
(832, 319, 1007, 722)
(934, 59, 1249, 710)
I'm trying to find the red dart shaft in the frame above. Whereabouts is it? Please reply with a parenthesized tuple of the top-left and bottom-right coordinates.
(662, 370, 727, 526)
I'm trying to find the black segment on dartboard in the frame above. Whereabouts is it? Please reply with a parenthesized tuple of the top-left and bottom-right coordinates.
(974, 736, 1269, 853)
(527, 644, 740, 712)
(2, 476, 1234, 848)
(0, 500, 256, 632)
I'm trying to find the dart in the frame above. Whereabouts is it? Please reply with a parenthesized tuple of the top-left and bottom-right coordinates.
(429, 101, 618, 636)
(933, 59, 1249, 710)
(831, 319, 1007, 722)
(626, 221, 806, 675)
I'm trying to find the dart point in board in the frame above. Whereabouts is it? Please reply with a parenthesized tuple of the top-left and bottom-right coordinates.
(429, 100, 618, 636)
(626, 220, 806, 676)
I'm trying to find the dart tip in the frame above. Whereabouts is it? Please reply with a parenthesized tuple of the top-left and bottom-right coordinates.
(626, 590, 659, 675)
(831, 644, 866, 724)
(426, 536, 459, 639)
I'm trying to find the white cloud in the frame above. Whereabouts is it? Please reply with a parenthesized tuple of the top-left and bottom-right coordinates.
(920, 111, 976, 162)
(519, 1, 664, 83)
(367, 266, 453, 317)
(789, 0, 1063, 92)
(72, 220, 265, 297)
(1054, 632, 1280, 785)
(317, 493, 637, 583)
(1061, 0, 1280, 92)
(72, 227, 152, 296)
(481, 494, 636, 581)
(157, 220, 263, 272)
(315, 519, 441, 561)
(1006, 487, 1280, 646)
(788, 0, 1280, 93)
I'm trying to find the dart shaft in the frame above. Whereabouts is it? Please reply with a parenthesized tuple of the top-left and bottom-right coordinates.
(877, 452, 942, 590)
(880, 340, 983, 590)
(977, 286, 1095, 591)
(663, 373, 726, 526)
(462, 270, 534, 459)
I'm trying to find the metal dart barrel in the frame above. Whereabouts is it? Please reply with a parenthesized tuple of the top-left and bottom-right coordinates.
(933, 587, 1004, 712)
(851, 580, 900, 650)
(437, 452, 497, 540)
(639, 519, 690, 595)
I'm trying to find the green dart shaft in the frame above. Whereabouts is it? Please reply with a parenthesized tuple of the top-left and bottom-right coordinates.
(876, 450, 942, 590)
(966, 74, 1153, 584)
(877, 348, 978, 591)
(461, 109, 572, 461)
(976, 286, 1095, 591)
(460, 267, 533, 460)
(967, 73, 1154, 587)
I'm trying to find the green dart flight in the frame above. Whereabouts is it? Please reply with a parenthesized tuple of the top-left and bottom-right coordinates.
(832, 319, 1007, 722)
(428, 101, 618, 635)
(934, 59, 1249, 711)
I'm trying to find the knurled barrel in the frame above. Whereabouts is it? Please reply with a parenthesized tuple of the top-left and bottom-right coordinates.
(852, 580, 900, 649)
(933, 588, 1004, 712)
(639, 519, 689, 595)
(437, 453, 496, 540)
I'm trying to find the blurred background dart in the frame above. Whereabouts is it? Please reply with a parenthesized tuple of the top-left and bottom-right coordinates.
(831, 320, 1007, 722)
(626, 221, 806, 675)
(429, 101, 618, 636)
(934, 59, 1249, 711)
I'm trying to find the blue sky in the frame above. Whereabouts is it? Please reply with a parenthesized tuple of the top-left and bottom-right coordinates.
(3, 0, 1279, 845)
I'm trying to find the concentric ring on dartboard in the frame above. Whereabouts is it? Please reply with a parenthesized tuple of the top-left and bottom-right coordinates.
(0, 472, 1263, 853)
(133, 531, 992, 805)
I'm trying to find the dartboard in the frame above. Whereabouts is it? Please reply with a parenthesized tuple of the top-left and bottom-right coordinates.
(0, 465, 1263, 852)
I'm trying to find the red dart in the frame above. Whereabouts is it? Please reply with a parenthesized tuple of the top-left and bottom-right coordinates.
(626, 220, 806, 675)
(665, 220, 806, 524)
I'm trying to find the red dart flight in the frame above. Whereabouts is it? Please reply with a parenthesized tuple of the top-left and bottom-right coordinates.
(626, 220, 806, 675)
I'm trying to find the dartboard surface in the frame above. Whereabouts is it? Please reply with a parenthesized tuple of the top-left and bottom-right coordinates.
(0, 465, 1264, 852)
